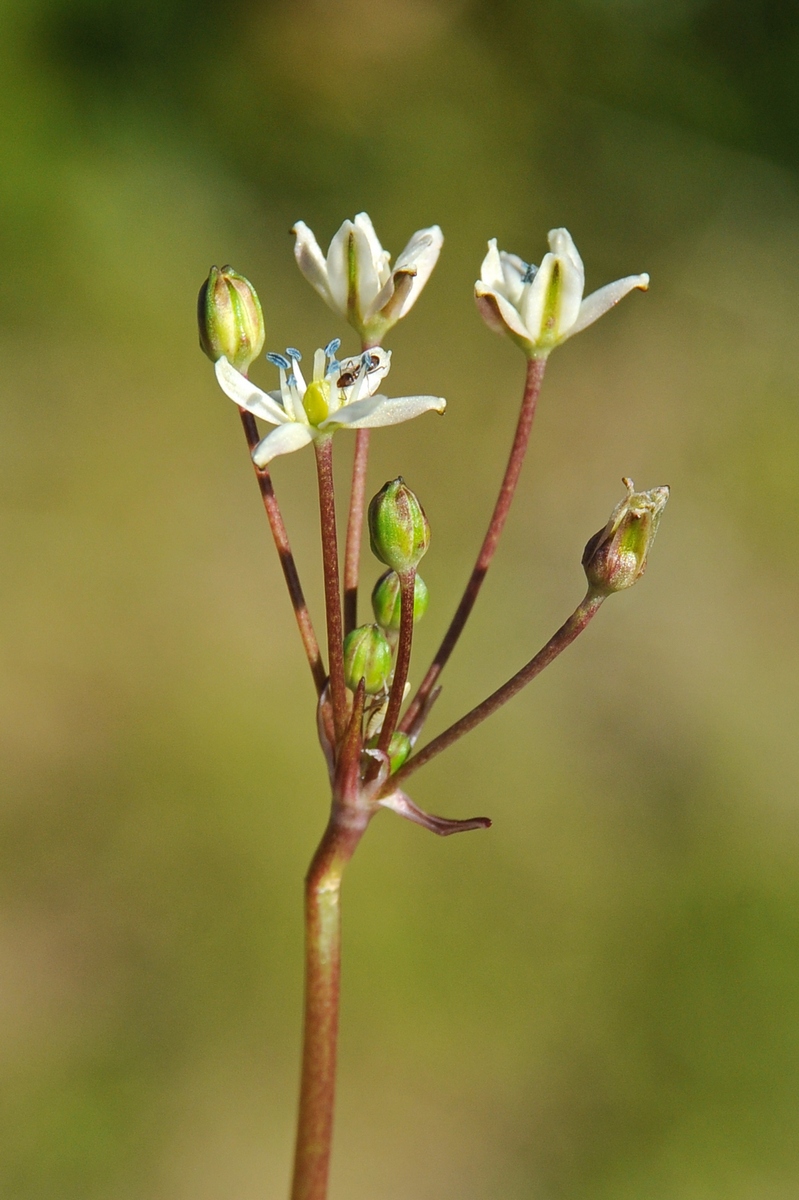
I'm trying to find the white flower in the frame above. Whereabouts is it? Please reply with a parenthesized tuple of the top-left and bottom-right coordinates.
(214, 340, 446, 468)
(292, 213, 444, 342)
(475, 228, 649, 357)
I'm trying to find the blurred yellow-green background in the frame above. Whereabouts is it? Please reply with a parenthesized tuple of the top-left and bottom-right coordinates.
(3, 1, 799, 1196)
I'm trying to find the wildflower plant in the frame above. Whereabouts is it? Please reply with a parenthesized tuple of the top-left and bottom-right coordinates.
(197, 218, 668, 1200)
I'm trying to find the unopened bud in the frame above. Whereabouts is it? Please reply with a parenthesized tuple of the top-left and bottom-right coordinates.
(368, 478, 430, 574)
(343, 624, 393, 694)
(366, 729, 411, 773)
(582, 478, 669, 595)
(198, 265, 265, 373)
(371, 570, 429, 631)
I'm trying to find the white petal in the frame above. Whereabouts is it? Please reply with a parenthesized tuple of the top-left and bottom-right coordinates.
(292, 222, 335, 309)
(548, 228, 585, 291)
(499, 250, 527, 306)
(520, 243, 584, 341)
(475, 284, 532, 342)
(215, 357, 288, 425)
(479, 239, 505, 293)
(251, 422, 315, 467)
(322, 392, 446, 430)
(324, 219, 356, 313)
(354, 213, 391, 285)
(391, 224, 443, 318)
(325, 218, 381, 316)
(565, 273, 650, 340)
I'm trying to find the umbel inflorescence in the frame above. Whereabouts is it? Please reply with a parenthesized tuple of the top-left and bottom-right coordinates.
(198, 215, 668, 1200)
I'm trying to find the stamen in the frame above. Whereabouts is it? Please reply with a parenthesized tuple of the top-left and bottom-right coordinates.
(324, 338, 341, 359)
(286, 347, 302, 361)
(287, 373, 298, 388)
(266, 351, 291, 370)
(522, 263, 538, 284)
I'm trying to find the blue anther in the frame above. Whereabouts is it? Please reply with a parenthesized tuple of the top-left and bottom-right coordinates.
(266, 351, 291, 370)
(324, 338, 341, 359)
(522, 263, 538, 284)
(361, 351, 375, 366)
(326, 359, 341, 377)
(286, 347, 302, 361)
(287, 373, 298, 389)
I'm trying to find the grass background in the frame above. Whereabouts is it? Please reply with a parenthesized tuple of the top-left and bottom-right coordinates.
(2, 1, 799, 1196)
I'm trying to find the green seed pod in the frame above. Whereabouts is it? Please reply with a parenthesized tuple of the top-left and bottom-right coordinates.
(368, 478, 430, 574)
(582, 478, 669, 595)
(386, 731, 412, 773)
(342, 624, 393, 694)
(371, 570, 429, 631)
(197, 265, 265, 373)
(365, 729, 412, 773)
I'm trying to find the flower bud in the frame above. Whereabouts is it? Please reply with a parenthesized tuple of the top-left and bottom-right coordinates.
(368, 478, 430, 573)
(582, 478, 669, 595)
(387, 731, 412, 772)
(371, 570, 429, 631)
(198, 265, 265, 373)
(343, 624, 393, 694)
(365, 730, 411, 773)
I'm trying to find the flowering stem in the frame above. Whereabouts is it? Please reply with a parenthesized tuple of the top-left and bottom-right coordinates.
(314, 436, 348, 744)
(388, 589, 604, 790)
(401, 355, 547, 733)
(290, 811, 366, 1200)
(377, 568, 416, 755)
(238, 410, 326, 696)
(343, 429, 371, 635)
(290, 685, 368, 1200)
(343, 338, 380, 635)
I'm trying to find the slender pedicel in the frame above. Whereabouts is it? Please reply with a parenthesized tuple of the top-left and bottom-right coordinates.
(343, 337, 382, 635)
(238, 409, 327, 696)
(401, 355, 546, 733)
(389, 591, 604, 790)
(314, 436, 348, 743)
(377, 569, 416, 754)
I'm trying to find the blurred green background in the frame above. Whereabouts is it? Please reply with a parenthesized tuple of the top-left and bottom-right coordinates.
(2, 0, 799, 1197)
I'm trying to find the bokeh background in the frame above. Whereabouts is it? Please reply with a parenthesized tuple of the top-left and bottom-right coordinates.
(2, 1, 799, 1197)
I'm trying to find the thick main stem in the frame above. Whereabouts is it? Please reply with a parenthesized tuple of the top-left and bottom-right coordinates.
(389, 590, 604, 790)
(239, 410, 326, 696)
(290, 815, 365, 1200)
(401, 355, 547, 733)
(315, 437, 348, 743)
(377, 569, 415, 755)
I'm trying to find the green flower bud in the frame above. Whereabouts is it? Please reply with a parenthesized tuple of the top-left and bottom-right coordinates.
(342, 624, 393, 694)
(386, 731, 412, 773)
(197, 265, 265, 373)
(582, 477, 669, 595)
(368, 478, 430, 574)
(365, 729, 412, 773)
(371, 570, 429, 631)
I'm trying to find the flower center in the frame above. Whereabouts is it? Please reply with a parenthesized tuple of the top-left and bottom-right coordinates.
(303, 378, 331, 425)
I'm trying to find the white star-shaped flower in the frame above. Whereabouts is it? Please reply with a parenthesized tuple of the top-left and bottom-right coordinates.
(475, 228, 649, 357)
(292, 214, 443, 342)
(214, 341, 446, 468)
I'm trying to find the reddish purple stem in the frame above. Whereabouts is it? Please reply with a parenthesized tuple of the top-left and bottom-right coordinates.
(238, 409, 326, 695)
(388, 590, 604, 790)
(401, 355, 547, 733)
(314, 436, 348, 744)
